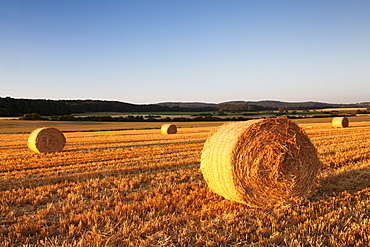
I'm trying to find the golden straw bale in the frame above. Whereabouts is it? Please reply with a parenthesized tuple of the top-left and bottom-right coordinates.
(200, 117, 322, 208)
(28, 127, 66, 153)
(161, 124, 177, 134)
(332, 117, 349, 128)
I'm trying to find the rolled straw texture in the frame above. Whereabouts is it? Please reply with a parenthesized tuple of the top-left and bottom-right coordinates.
(28, 127, 66, 153)
(200, 117, 322, 208)
(332, 117, 349, 128)
(161, 124, 177, 134)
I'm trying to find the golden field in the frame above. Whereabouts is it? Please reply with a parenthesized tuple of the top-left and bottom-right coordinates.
(1, 119, 370, 246)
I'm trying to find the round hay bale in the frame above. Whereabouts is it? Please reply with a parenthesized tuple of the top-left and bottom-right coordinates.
(161, 124, 177, 134)
(28, 127, 66, 153)
(332, 117, 349, 128)
(200, 117, 322, 208)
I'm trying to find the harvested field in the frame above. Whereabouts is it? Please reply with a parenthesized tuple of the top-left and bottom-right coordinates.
(1, 120, 370, 246)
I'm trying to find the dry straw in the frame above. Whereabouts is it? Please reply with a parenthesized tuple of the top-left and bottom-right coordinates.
(332, 117, 349, 128)
(161, 124, 177, 134)
(28, 127, 66, 153)
(200, 117, 322, 208)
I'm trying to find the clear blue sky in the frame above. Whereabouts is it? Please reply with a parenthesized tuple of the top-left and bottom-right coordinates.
(1, 0, 369, 104)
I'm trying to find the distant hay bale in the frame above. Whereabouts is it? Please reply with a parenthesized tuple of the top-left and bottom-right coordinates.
(28, 127, 66, 153)
(332, 117, 349, 128)
(161, 124, 177, 134)
(200, 117, 322, 208)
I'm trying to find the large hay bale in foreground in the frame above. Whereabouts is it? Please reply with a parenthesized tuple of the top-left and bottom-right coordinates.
(28, 127, 66, 153)
(332, 117, 349, 128)
(161, 124, 177, 134)
(200, 117, 322, 208)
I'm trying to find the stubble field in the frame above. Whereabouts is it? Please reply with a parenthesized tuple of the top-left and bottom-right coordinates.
(1, 119, 370, 246)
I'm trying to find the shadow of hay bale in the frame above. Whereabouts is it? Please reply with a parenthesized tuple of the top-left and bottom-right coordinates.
(311, 168, 370, 200)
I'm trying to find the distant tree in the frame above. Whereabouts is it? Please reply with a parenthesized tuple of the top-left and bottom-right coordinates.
(0, 107, 10, 116)
(20, 113, 44, 120)
(218, 109, 226, 116)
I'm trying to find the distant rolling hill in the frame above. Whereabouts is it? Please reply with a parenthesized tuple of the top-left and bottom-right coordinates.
(157, 102, 217, 108)
(158, 100, 367, 109)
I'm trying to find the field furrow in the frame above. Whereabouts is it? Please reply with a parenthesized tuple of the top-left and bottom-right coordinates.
(1, 122, 370, 246)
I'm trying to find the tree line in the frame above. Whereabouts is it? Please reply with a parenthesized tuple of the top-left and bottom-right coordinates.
(0, 97, 218, 117)
(0, 97, 71, 116)
(3, 97, 361, 118)
(1, 97, 274, 117)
